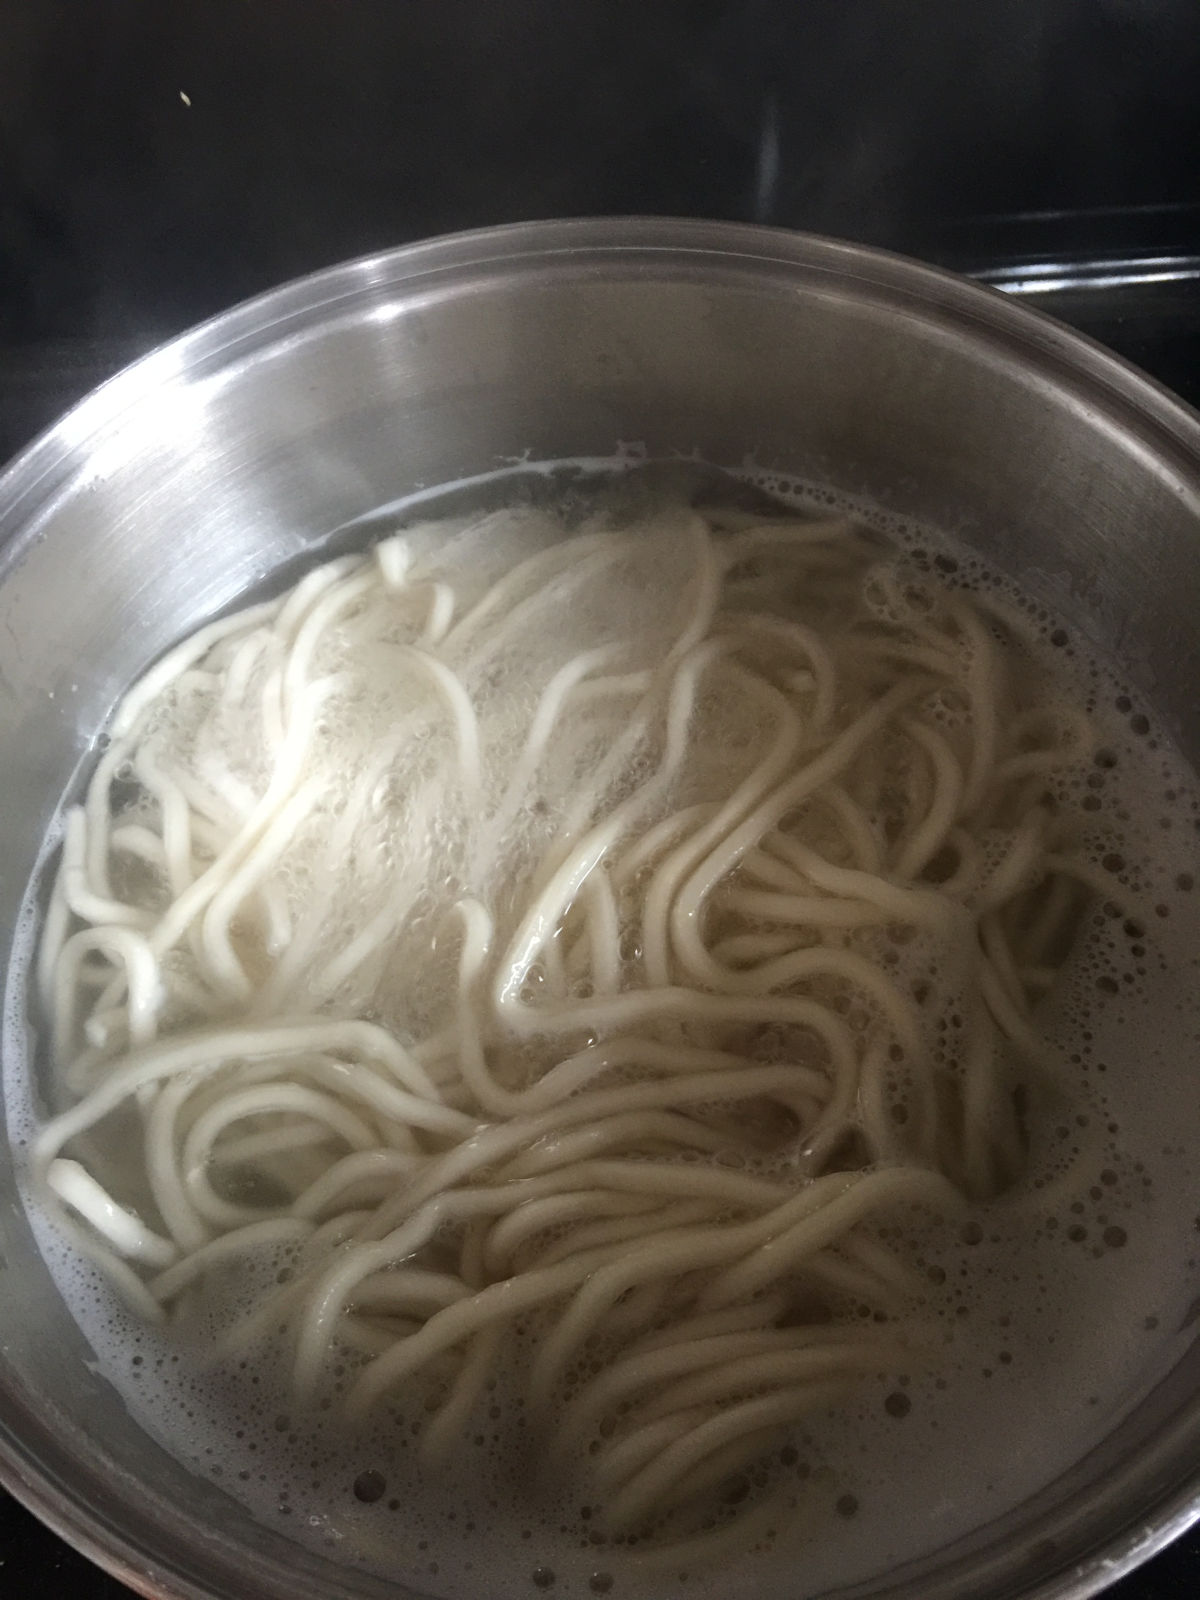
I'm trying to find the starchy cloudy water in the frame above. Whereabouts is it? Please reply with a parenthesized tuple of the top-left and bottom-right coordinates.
(5, 461, 1200, 1600)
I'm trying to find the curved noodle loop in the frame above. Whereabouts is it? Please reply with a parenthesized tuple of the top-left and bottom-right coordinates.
(31, 492, 1095, 1549)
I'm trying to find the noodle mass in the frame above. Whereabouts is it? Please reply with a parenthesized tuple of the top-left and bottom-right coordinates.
(30, 490, 1110, 1552)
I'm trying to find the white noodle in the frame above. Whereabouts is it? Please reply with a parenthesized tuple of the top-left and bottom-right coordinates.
(30, 495, 1096, 1549)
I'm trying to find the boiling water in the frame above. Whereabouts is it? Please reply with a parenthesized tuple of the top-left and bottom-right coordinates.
(6, 461, 1200, 1600)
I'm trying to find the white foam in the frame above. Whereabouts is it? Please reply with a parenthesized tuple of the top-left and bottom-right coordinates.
(6, 460, 1200, 1600)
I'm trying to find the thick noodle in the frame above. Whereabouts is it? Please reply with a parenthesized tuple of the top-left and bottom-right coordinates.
(29, 496, 1099, 1552)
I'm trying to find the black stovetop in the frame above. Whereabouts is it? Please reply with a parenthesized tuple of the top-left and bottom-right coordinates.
(3, 3, 1200, 1596)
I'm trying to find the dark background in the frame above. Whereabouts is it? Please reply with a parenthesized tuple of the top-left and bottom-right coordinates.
(2, 1, 1200, 1595)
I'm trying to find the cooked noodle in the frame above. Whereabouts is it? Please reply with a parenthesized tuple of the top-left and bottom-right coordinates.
(29, 494, 1098, 1549)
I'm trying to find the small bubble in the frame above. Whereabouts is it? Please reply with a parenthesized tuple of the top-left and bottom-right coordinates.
(353, 1471, 387, 1504)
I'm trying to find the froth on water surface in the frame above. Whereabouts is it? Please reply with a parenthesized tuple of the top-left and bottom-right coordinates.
(6, 457, 1200, 1600)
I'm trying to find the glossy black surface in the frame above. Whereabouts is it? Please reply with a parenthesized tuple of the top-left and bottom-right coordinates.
(2, 2, 1200, 1594)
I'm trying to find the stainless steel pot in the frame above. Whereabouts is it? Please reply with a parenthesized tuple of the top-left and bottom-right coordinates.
(1, 218, 1199, 1600)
